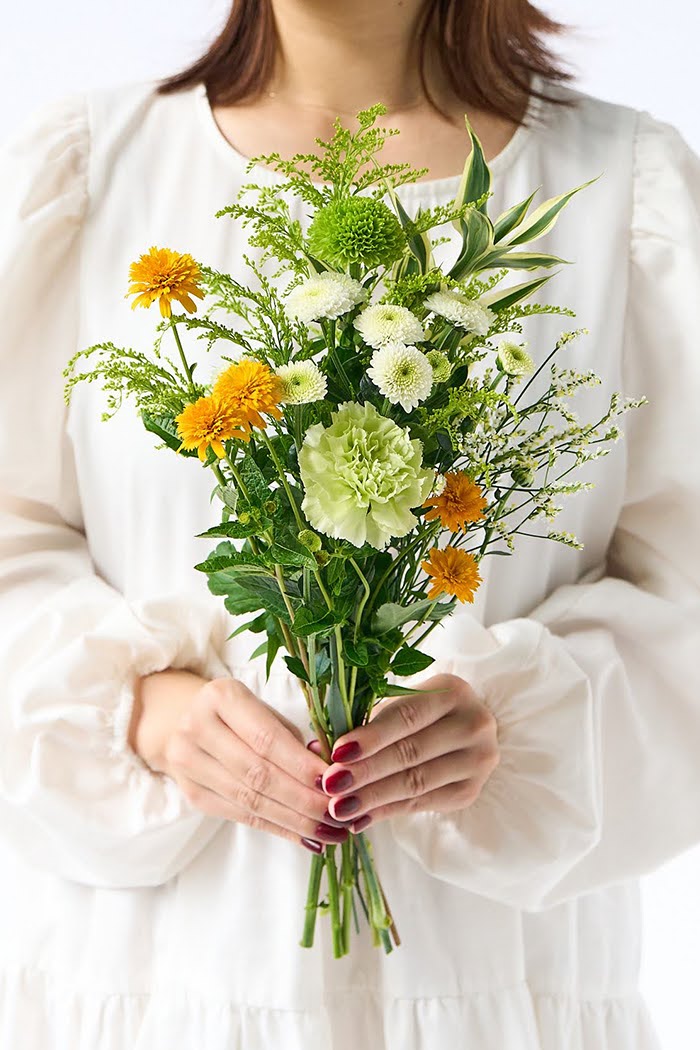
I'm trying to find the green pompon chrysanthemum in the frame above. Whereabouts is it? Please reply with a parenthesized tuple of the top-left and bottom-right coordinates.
(497, 340, 535, 377)
(276, 361, 328, 404)
(299, 401, 434, 549)
(306, 197, 406, 269)
(425, 350, 452, 384)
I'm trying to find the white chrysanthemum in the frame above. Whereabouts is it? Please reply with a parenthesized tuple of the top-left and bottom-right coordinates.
(497, 340, 535, 377)
(424, 289, 495, 335)
(367, 343, 433, 412)
(276, 361, 328, 404)
(354, 303, 425, 349)
(284, 272, 366, 324)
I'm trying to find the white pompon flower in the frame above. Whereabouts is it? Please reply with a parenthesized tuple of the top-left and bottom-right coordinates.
(497, 339, 535, 377)
(284, 271, 366, 324)
(354, 303, 425, 349)
(424, 288, 495, 335)
(276, 361, 328, 404)
(367, 343, 433, 412)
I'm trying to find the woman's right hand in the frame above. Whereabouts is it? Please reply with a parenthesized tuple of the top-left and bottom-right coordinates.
(129, 669, 349, 853)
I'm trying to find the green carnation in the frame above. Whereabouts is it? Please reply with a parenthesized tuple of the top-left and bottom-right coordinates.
(299, 401, 434, 549)
(306, 197, 406, 269)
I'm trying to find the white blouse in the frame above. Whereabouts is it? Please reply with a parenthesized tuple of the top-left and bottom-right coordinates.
(0, 72, 698, 1050)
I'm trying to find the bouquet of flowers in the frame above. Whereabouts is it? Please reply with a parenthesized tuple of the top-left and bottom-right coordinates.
(64, 104, 643, 957)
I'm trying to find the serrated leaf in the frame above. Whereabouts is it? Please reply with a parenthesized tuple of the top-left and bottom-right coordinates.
(505, 175, 600, 247)
(373, 598, 454, 634)
(344, 639, 370, 667)
(292, 606, 340, 638)
(196, 520, 261, 539)
(391, 647, 436, 677)
(283, 655, 310, 683)
(238, 455, 271, 504)
(141, 411, 195, 455)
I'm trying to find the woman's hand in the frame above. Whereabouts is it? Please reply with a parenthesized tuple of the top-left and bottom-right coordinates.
(129, 670, 349, 853)
(317, 673, 500, 834)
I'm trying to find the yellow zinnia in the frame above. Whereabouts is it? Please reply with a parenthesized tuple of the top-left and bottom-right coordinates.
(175, 395, 247, 462)
(125, 246, 205, 318)
(422, 546, 482, 603)
(423, 472, 487, 533)
(212, 359, 283, 435)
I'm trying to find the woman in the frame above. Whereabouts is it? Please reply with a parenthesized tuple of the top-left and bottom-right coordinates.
(0, 1, 698, 1047)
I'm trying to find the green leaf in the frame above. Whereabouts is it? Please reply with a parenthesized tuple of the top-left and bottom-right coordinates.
(388, 190, 435, 274)
(141, 411, 191, 454)
(292, 606, 340, 638)
(268, 540, 316, 567)
(222, 577, 297, 622)
(226, 612, 268, 639)
(493, 189, 538, 242)
(283, 655, 310, 683)
(373, 598, 454, 634)
(196, 520, 261, 539)
(238, 455, 272, 504)
(344, 639, 370, 667)
(453, 118, 491, 217)
(250, 640, 268, 661)
(448, 209, 494, 280)
(391, 647, 436, 677)
(479, 273, 556, 312)
(479, 250, 571, 272)
(505, 175, 601, 247)
(377, 683, 422, 698)
(266, 632, 282, 680)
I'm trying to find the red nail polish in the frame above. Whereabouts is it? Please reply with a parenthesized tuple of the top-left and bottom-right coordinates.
(323, 808, 353, 827)
(300, 837, 323, 853)
(332, 741, 361, 763)
(351, 814, 372, 834)
(324, 768, 354, 794)
(314, 823, 349, 843)
(332, 794, 361, 819)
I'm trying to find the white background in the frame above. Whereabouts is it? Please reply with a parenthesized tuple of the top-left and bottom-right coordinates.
(2, 3, 700, 1047)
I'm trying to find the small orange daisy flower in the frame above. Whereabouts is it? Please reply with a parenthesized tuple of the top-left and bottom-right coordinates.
(175, 395, 248, 462)
(422, 546, 482, 603)
(423, 472, 487, 533)
(125, 246, 205, 318)
(212, 359, 284, 434)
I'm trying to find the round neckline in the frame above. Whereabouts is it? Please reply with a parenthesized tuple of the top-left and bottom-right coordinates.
(194, 74, 545, 196)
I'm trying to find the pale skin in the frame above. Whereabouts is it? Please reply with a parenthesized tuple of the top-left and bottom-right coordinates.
(129, 0, 507, 850)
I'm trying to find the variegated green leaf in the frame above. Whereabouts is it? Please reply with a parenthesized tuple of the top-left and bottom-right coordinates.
(493, 189, 539, 242)
(479, 273, 557, 311)
(478, 250, 571, 272)
(506, 175, 601, 247)
(452, 117, 491, 223)
(386, 185, 435, 274)
(448, 209, 494, 280)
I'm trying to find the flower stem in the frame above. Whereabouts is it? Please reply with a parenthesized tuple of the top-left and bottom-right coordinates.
(300, 852, 325, 948)
(170, 318, 197, 398)
(325, 845, 345, 958)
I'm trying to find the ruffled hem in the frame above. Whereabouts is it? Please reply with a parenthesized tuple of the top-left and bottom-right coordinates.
(0, 963, 661, 1050)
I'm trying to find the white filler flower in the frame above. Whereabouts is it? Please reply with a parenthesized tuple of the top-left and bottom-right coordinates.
(276, 361, 328, 404)
(354, 302, 425, 349)
(284, 271, 366, 324)
(424, 288, 495, 335)
(368, 343, 433, 412)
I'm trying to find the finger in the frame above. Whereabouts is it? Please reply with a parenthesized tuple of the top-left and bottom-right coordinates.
(169, 740, 349, 845)
(326, 750, 474, 823)
(322, 714, 468, 796)
(329, 679, 456, 765)
(195, 712, 332, 826)
(208, 679, 328, 789)
(347, 777, 485, 832)
(306, 738, 324, 756)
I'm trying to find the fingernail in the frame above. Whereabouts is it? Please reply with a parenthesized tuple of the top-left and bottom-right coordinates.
(331, 795, 361, 819)
(323, 807, 354, 827)
(300, 837, 323, 853)
(331, 741, 361, 763)
(314, 823, 349, 843)
(350, 814, 372, 834)
(306, 739, 323, 755)
(314, 774, 324, 791)
(324, 768, 354, 794)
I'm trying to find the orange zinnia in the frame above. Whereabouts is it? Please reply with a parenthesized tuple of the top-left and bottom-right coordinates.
(175, 395, 247, 462)
(423, 472, 487, 532)
(422, 546, 482, 603)
(125, 246, 205, 318)
(212, 359, 284, 434)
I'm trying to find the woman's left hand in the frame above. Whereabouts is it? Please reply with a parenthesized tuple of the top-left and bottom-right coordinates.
(312, 673, 500, 834)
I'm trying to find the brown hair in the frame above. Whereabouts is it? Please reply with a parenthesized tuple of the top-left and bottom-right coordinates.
(155, 0, 574, 126)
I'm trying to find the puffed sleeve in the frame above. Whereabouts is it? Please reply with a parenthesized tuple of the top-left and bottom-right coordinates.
(389, 108, 700, 912)
(0, 93, 232, 888)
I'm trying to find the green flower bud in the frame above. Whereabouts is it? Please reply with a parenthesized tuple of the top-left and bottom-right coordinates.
(299, 529, 322, 552)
